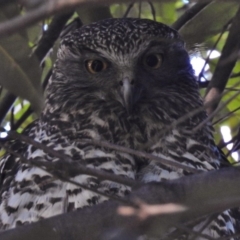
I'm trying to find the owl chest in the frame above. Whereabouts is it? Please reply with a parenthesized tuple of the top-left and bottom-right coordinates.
(39, 108, 217, 176)
(73, 110, 161, 148)
(74, 111, 189, 162)
(81, 111, 218, 173)
(32, 107, 216, 171)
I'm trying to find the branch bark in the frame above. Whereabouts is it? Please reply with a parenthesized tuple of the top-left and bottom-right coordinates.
(0, 167, 239, 240)
(34, 11, 74, 62)
(0, 0, 240, 38)
(172, 2, 210, 30)
(204, 3, 240, 114)
(0, 10, 74, 125)
(4, 129, 201, 174)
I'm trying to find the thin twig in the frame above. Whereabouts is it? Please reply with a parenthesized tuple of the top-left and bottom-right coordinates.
(12, 106, 33, 130)
(225, 87, 240, 91)
(0, 0, 147, 37)
(218, 138, 234, 149)
(2, 128, 137, 187)
(172, 2, 210, 30)
(0, 166, 240, 240)
(175, 224, 215, 240)
(205, 5, 240, 113)
(212, 106, 240, 125)
(148, 1, 156, 21)
(78, 139, 201, 173)
(0, 11, 72, 126)
(217, 232, 240, 240)
(13, 69, 53, 130)
(1, 143, 131, 205)
(0, 93, 16, 125)
(0, 0, 239, 38)
(159, 81, 240, 138)
(2, 126, 201, 174)
(10, 106, 14, 129)
(193, 89, 240, 133)
(198, 81, 209, 89)
(138, 1, 142, 19)
(34, 11, 74, 61)
(6, 128, 202, 173)
(187, 214, 219, 240)
(199, 20, 230, 82)
(230, 72, 240, 78)
(123, 2, 134, 18)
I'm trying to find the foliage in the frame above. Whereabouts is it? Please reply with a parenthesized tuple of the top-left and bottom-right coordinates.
(0, 0, 239, 162)
(0, 0, 240, 239)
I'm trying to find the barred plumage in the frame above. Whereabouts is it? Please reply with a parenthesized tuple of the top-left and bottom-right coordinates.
(0, 18, 236, 238)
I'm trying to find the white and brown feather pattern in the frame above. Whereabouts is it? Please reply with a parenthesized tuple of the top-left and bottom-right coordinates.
(0, 18, 236, 239)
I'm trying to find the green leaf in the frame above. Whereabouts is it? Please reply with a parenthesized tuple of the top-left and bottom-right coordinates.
(0, 6, 43, 114)
(77, 6, 112, 24)
(179, 2, 238, 49)
(0, 45, 43, 114)
(154, 1, 178, 25)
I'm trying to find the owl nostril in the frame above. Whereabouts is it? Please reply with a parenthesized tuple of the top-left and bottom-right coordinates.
(119, 78, 135, 86)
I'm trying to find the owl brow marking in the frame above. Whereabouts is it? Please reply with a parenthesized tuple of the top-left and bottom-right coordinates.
(145, 38, 183, 49)
(77, 46, 104, 56)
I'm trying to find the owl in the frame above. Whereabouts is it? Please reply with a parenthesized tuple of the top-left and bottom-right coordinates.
(0, 18, 236, 239)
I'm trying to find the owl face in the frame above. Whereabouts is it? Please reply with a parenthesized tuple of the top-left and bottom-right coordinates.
(52, 18, 195, 115)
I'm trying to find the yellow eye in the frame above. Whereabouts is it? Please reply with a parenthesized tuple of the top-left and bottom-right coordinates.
(144, 54, 163, 69)
(85, 59, 108, 74)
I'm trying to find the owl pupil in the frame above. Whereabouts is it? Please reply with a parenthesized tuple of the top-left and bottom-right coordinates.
(92, 60, 103, 72)
(146, 55, 159, 68)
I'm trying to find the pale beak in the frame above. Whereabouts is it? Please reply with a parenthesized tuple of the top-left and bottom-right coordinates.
(120, 77, 134, 114)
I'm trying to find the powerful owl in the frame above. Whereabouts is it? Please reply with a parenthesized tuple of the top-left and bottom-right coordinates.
(0, 18, 236, 238)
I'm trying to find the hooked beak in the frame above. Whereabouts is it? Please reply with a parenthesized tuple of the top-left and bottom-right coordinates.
(120, 77, 134, 114)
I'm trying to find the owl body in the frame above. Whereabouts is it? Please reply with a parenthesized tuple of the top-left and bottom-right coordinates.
(0, 18, 235, 238)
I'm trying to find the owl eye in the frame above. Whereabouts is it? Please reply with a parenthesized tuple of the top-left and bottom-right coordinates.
(144, 53, 163, 69)
(85, 59, 108, 74)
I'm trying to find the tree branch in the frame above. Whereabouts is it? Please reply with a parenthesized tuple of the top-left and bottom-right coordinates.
(0, 11, 73, 126)
(34, 11, 74, 62)
(0, 92, 16, 125)
(0, 0, 239, 38)
(204, 3, 240, 114)
(1, 143, 132, 203)
(1, 129, 137, 188)
(172, 2, 210, 30)
(4, 129, 201, 173)
(0, 167, 239, 240)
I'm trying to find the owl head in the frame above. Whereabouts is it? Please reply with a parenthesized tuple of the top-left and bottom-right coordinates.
(45, 18, 196, 117)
